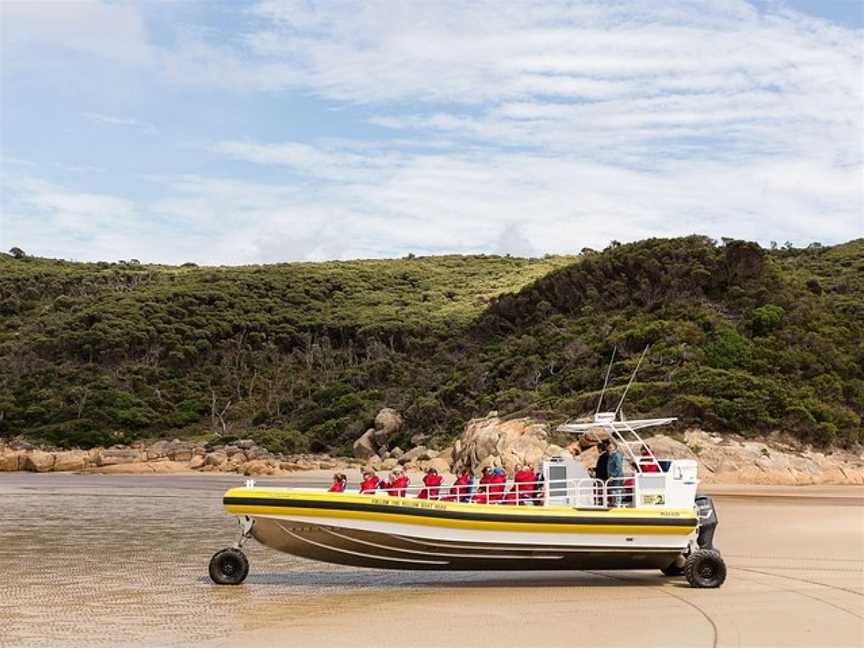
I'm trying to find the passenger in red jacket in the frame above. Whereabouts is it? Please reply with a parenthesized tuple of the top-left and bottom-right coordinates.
(328, 473, 348, 493)
(383, 469, 410, 497)
(472, 467, 493, 503)
(418, 467, 443, 499)
(443, 469, 473, 502)
(489, 466, 507, 503)
(359, 470, 380, 494)
(637, 446, 660, 473)
(514, 465, 536, 504)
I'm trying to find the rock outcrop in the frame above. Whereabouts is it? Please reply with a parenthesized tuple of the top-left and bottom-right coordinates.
(646, 430, 864, 486)
(452, 415, 566, 473)
(0, 419, 861, 485)
(374, 408, 403, 438)
(353, 407, 406, 460)
(352, 429, 378, 460)
(22, 450, 55, 472)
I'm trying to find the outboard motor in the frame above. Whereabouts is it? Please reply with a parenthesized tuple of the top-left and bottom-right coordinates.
(695, 495, 718, 550)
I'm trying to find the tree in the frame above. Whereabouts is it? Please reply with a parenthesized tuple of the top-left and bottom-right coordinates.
(8, 247, 25, 259)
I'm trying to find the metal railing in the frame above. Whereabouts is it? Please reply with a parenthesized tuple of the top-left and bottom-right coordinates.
(348, 476, 639, 508)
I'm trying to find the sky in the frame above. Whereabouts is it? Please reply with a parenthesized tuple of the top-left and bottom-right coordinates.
(1, 0, 862, 265)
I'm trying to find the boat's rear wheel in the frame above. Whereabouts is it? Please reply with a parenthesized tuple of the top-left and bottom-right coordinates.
(209, 547, 249, 585)
(684, 548, 726, 588)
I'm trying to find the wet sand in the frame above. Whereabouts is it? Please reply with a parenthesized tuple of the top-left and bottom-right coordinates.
(1, 473, 862, 648)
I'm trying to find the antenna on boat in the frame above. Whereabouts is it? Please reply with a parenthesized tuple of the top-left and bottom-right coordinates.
(614, 345, 649, 419)
(594, 346, 617, 416)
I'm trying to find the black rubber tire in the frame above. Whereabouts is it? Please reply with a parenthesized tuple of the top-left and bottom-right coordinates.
(209, 548, 249, 585)
(685, 548, 726, 588)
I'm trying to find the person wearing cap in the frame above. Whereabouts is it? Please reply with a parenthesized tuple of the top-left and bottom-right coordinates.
(418, 467, 443, 500)
(359, 469, 380, 494)
(328, 473, 348, 492)
(489, 466, 507, 503)
(383, 468, 410, 497)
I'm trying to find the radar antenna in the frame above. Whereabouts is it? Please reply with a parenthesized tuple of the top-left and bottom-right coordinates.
(614, 345, 649, 419)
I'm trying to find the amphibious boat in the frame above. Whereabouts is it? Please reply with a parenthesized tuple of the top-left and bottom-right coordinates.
(210, 411, 726, 588)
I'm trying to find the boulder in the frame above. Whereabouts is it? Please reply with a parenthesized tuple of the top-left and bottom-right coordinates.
(353, 429, 378, 460)
(390, 447, 404, 460)
(399, 446, 428, 464)
(23, 450, 55, 472)
(243, 460, 274, 476)
(364, 455, 383, 471)
(236, 439, 256, 450)
(0, 449, 22, 471)
(373, 408, 403, 443)
(543, 444, 567, 458)
(89, 461, 189, 474)
(168, 441, 194, 462)
(205, 451, 228, 467)
(52, 450, 88, 472)
(380, 458, 399, 471)
(245, 447, 268, 461)
(453, 417, 550, 473)
(420, 457, 452, 474)
(410, 433, 429, 446)
(228, 452, 248, 466)
(437, 446, 454, 464)
(99, 448, 144, 466)
(188, 455, 206, 470)
(146, 440, 171, 461)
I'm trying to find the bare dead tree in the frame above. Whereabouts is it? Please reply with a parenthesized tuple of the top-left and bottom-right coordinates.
(210, 390, 232, 437)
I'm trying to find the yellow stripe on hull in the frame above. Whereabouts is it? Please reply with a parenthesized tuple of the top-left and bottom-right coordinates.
(223, 487, 697, 536)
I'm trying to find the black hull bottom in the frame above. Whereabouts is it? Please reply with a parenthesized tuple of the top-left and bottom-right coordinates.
(251, 518, 682, 571)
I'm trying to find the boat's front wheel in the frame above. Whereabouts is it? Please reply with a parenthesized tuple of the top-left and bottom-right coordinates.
(209, 547, 249, 585)
(685, 549, 726, 588)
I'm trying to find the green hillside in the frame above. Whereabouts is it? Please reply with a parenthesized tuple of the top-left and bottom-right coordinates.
(1, 236, 861, 453)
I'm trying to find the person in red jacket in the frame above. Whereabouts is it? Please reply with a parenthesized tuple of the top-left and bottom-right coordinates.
(328, 473, 348, 492)
(383, 468, 410, 497)
(472, 467, 493, 503)
(418, 467, 443, 499)
(514, 465, 536, 504)
(489, 466, 507, 503)
(637, 446, 660, 473)
(359, 470, 380, 494)
(443, 468, 473, 502)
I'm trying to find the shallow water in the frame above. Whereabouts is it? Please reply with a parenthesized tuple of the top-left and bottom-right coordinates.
(0, 475, 441, 646)
(2, 474, 863, 648)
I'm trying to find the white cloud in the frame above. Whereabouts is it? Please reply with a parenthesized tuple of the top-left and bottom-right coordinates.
(1, 1, 861, 263)
(166, 1, 862, 170)
(1, 0, 152, 65)
(83, 113, 159, 134)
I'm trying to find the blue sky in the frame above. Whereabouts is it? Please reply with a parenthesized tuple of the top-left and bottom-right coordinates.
(1, 0, 861, 264)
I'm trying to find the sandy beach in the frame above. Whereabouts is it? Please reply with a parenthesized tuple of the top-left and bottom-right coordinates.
(1, 473, 862, 648)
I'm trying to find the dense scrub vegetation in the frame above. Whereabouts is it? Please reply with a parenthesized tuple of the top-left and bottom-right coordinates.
(1, 236, 861, 452)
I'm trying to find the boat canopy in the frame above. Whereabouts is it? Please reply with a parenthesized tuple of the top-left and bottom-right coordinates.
(556, 412, 677, 471)
(557, 416, 677, 434)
